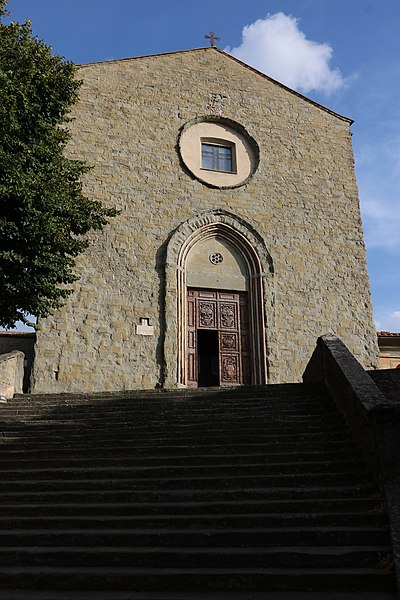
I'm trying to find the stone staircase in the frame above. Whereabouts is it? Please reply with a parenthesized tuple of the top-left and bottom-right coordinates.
(0, 383, 397, 598)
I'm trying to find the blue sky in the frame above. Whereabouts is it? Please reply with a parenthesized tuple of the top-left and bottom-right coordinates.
(5, 0, 400, 332)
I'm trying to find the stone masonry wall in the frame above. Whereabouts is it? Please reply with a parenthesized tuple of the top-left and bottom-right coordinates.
(31, 48, 378, 393)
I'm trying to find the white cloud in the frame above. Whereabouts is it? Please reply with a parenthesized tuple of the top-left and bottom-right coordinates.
(227, 12, 344, 95)
(355, 124, 400, 253)
(360, 196, 400, 251)
(375, 311, 400, 332)
(357, 128, 400, 176)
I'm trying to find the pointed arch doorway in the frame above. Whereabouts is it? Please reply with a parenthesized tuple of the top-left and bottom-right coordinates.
(185, 233, 251, 387)
(164, 211, 273, 389)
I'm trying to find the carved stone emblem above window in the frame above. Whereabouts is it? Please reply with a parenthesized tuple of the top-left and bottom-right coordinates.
(206, 93, 228, 116)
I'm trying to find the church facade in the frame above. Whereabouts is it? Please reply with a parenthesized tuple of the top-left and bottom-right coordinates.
(31, 47, 378, 393)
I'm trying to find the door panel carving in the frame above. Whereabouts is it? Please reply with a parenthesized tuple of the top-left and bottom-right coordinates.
(221, 355, 239, 383)
(220, 333, 238, 351)
(220, 303, 237, 329)
(198, 301, 217, 328)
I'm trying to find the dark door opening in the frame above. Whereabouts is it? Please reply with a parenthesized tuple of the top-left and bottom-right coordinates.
(197, 329, 219, 387)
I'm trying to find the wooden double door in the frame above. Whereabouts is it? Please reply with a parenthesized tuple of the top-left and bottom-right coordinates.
(187, 288, 250, 388)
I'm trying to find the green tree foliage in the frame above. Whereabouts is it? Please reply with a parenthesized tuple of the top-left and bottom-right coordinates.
(0, 1, 117, 328)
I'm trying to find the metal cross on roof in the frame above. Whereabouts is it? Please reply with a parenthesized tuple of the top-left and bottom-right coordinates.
(204, 31, 221, 47)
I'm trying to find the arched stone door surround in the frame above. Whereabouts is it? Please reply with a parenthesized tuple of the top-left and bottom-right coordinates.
(164, 210, 275, 388)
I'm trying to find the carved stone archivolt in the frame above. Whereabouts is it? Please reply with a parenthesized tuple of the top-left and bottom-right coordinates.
(164, 209, 274, 387)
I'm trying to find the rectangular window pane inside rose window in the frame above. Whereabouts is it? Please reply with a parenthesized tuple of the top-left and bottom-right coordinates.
(202, 144, 232, 172)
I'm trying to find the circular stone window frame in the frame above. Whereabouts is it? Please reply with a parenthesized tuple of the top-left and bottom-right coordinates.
(178, 116, 260, 189)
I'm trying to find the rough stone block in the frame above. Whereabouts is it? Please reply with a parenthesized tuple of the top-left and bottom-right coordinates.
(0, 351, 24, 399)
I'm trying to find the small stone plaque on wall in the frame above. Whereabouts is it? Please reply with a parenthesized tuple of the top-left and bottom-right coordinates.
(136, 318, 154, 336)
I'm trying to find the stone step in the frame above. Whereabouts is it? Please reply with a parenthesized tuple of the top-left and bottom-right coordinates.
(0, 397, 338, 407)
(0, 460, 366, 480)
(0, 401, 340, 413)
(0, 471, 369, 492)
(0, 590, 396, 599)
(0, 527, 390, 547)
(1, 393, 336, 405)
(0, 483, 376, 503)
(0, 412, 347, 427)
(13, 388, 322, 401)
(11, 383, 326, 401)
(0, 418, 345, 431)
(0, 497, 382, 516)
(0, 424, 348, 439)
(0, 512, 387, 530)
(0, 545, 391, 569)
(0, 400, 339, 412)
(0, 414, 345, 427)
(0, 406, 336, 419)
(0, 439, 360, 457)
(0, 410, 340, 424)
(0, 430, 352, 448)
(0, 566, 394, 592)
(0, 449, 362, 469)
(0, 397, 342, 409)
(5, 397, 331, 412)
